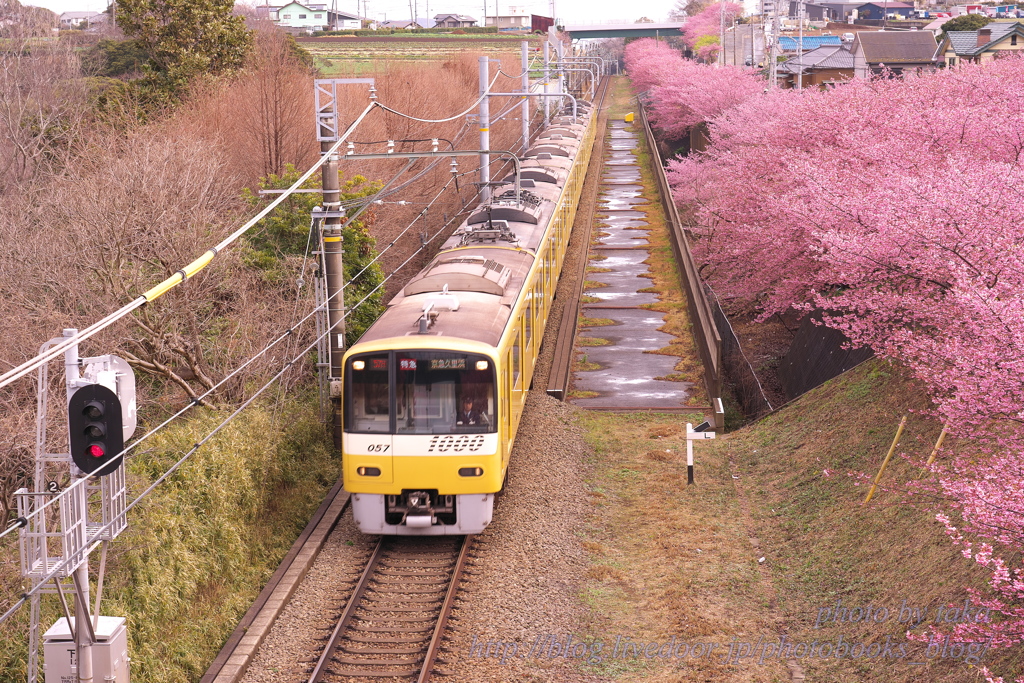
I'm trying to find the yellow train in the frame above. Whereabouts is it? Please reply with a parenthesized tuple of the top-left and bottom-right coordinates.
(342, 101, 597, 534)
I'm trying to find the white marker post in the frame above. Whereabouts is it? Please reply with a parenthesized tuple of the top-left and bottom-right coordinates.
(686, 422, 716, 485)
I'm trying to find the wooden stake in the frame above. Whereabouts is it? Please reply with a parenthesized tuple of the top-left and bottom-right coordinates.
(923, 422, 949, 469)
(864, 415, 907, 505)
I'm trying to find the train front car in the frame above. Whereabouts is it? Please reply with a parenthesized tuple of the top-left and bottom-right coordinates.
(343, 106, 594, 535)
(343, 339, 503, 535)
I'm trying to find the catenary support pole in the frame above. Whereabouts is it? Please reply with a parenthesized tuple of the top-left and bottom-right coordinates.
(521, 41, 530, 151)
(321, 123, 345, 451)
(478, 56, 492, 203)
(543, 41, 550, 121)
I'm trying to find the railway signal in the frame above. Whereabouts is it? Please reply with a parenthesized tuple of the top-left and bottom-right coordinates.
(68, 383, 124, 477)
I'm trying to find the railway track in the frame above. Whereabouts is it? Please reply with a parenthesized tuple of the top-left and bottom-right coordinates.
(308, 535, 473, 682)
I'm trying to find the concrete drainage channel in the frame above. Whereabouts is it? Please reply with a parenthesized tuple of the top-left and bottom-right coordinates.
(570, 119, 695, 411)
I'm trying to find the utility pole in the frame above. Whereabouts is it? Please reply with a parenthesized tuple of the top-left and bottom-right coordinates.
(478, 56, 492, 203)
(719, 0, 726, 67)
(797, 0, 804, 90)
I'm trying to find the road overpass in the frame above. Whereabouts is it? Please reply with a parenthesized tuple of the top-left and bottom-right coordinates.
(562, 22, 685, 40)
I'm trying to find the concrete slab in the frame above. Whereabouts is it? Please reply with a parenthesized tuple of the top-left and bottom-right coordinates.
(574, 311, 692, 408)
(571, 123, 692, 410)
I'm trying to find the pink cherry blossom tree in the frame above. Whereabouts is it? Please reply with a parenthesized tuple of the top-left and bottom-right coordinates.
(655, 55, 1024, 669)
(680, 1, 744, 62)
(623, 38, 686, 94)
(624, 36, 763, 137)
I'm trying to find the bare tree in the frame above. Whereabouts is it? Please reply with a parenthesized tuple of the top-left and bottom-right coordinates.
(0, 29, 88, 193)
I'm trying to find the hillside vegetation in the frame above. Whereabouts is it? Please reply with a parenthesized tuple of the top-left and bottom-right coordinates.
(580, 358, 1023, 681)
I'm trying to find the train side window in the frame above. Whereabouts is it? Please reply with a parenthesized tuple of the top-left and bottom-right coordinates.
(524, 293, 533, 346)
(512, 327, 521, 388)
(345, 354, 390, 433)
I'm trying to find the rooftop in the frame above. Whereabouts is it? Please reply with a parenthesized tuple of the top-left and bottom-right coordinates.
(779, 44, 855, 71)
(852, 30, 938, 62)
(945, 21, 1024, 55)
(779, 35, 843, 51)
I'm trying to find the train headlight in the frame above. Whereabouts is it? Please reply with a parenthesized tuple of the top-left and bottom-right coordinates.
(458, 467, 484, 477)
(475, 360, 489, 371)
(352, 360, 365, 371)
(357, 466, 381, 476)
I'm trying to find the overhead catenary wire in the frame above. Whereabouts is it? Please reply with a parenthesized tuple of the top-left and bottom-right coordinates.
(0, 152, 429, 544)
(372, 71, 502, 123)
(0, 101, 380, 392)
(0, 184, 477, 626)
(0, 76, 508, 392)
(0, 72, 532, 621)
(0, 118, 495, 545)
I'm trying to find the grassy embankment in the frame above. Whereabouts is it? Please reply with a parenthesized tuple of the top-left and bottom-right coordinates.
(576, 79, 1023, 683)
(0, 396, 337, 683)
(579, 359, 1024, 682)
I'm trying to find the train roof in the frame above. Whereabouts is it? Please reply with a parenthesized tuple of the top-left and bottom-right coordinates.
(360, 247, 536, 347)
(350, 110, 593, 350)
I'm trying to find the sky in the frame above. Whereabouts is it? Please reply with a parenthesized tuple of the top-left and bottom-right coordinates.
(23, 0, 680, 25)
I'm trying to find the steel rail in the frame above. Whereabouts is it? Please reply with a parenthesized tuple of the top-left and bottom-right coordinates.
(416, 535, 474, 683)
(307, 537, 387, 683)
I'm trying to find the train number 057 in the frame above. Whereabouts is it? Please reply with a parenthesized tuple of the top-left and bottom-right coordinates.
(367, 444, 390, 453)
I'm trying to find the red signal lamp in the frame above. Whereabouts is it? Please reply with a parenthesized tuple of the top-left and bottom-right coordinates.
(88, 444, 106, 458)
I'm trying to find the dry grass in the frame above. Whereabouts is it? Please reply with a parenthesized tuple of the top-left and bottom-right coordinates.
(578, 409, 784, 682)
(575, 359, 1024, 682)
(579, 337, 612, 347)
(580, 317, 616, 328)
(727, 359, 1024, 682)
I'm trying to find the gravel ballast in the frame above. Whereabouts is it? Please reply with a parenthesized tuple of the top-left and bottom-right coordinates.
(237, 85, 612, 683)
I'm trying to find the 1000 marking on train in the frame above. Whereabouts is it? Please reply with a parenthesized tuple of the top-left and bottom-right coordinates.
(427, 435, 486, 453)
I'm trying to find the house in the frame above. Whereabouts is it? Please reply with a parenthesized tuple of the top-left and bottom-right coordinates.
(851, 30, 938, 76)
(266, 3, 361, 30)
(58, 11, 104, 28)
(786, 1, 829, 21)
(778, 35, 844, 53)
(936, 21, 1024, 65)
(380, 19, 423, 29)
(485, 14, 531, 29)
(778, 44, 855, 87)
(433, 13, 478, 28)
(923, 16, 952, 37)
(816, 2, 866, 22)
(855, 2, 915, 20)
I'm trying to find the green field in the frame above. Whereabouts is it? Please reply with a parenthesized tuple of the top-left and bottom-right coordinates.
(297, 35, 542, 75)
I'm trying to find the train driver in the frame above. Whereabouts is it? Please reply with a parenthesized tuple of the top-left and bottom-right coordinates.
(456, 397, 488, 426)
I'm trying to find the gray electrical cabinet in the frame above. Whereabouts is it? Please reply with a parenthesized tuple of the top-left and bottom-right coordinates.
(43, 616, 130, 683)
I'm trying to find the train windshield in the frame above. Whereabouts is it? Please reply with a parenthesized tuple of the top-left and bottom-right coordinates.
(345, 354, 391, 433)
(345, 351, 496, 434)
